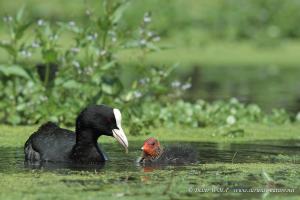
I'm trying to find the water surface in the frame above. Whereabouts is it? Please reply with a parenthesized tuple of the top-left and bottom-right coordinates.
(1, 140, 299, 173)
(1, 140, 299, 199)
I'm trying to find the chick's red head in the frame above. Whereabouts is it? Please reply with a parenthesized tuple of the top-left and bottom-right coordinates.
(141, 137, 162, 158)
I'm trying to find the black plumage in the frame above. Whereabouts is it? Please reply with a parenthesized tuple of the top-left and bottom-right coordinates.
(24, 105, 128, 163)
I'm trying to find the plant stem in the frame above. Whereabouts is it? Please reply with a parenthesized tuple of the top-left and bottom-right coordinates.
(12, 77, 18, 107)
(44, 63, 50, 88)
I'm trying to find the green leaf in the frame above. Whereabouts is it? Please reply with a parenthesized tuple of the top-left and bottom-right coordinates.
(62, 80, 80, 89)
(151, 84, 168, 94)
(7, 114, 22, 125)
(165, 63, 179, 76)
(101, 61, 116, 71)
(97, 17, 110, 30)
(15, 21, 32, 40)
(0, 65, 30, 79)
(0, 42, 16, 56)
(111, 1, 129, 24)
(42, 49, 58, 63)
(16, 6, 25, 23)
(102, 78, 123, 95)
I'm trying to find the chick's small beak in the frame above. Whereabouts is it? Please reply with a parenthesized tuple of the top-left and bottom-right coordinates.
(141, 146, 144, 151)
(112, 128, 128, 152)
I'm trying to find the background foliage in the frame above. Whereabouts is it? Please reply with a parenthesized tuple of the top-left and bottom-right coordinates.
(0, 0, 299, 135)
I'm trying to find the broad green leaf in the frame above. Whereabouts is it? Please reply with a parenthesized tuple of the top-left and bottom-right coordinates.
(16, 6, 25, 23)
(102, 78, 123, 95)
(97, 17, 110, 30)
(63, 80, 80, 89)
(102, 83, 113, 94)
(7, 114, 21, 125)
(15, 21, 32, 40)
(101, 61, 116, 71)
(0, 42, 16, 56)
(111, 1, 129, 24)
(42, 49, 58, 63)
(0, 65, 30, 79)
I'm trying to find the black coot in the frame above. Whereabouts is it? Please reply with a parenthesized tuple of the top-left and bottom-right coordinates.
(24, 105, 128, 163)
(138, 137, 198, 165)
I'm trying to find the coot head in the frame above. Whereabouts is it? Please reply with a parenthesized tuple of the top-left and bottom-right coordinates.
(141, 137, 162, 159)
(76, 105, 128, 150)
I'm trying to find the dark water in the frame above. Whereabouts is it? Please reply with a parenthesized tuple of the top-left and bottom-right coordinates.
(180, 66, 300, 113)
(0, 140, 299, 173)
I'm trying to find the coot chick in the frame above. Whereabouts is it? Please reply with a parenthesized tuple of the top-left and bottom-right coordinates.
(24, 105, 128, 163)
(138, 137, 198, 165)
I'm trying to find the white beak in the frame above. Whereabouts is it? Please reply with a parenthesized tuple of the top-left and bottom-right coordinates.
(112, 108, 128, 152)
(112, 128, 128, 151)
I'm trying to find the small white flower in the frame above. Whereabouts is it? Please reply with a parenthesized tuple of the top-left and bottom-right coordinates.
(143, 13, 151, 23)
(39, 96, 48, 101)
(111, 37, 117, 43)
(77, 69, 83, 74)
(159, 70, 165, 76)
(93, 33, 98, 38)
(115, 193, 124, 197)
(37, 19, 44, 26)
(181, 83, 192, 90)
(171, 81, 181, 88)
(139, 78, 149, 84)
(68, 21, 76, 26)
(50, 34, 58, 41)
(85, 67, 93, 74)
(296, 112, 300, 121)
(31, 41, 40, 48)
(87, 35, 93, 41)
(87, 33, 98, 41)
(100, 50, 106, 56)
(70, 47, 80, 53)
(140, 39, 147, 46)
(20, 50, 32, 58)
(226, 115, 236, 125)
(153, 36, 160, 42)
(3, 16, 13, 23)
(133, 91, 142, 98)
(85, 10, 91, 16)
(144, 17, 151, 23)
(93, 62, 98, 67)
(230, 98, 239, 104)
(147, 31, 153, 37)
(72, 61, 80, 68)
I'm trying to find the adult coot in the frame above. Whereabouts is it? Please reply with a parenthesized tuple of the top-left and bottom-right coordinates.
(24, 105, 128, 163)
(137, 137, 198, 165)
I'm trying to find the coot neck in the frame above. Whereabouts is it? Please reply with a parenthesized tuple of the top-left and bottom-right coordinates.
(71, 128, 106, 162)
(75, 128, 100, 146)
